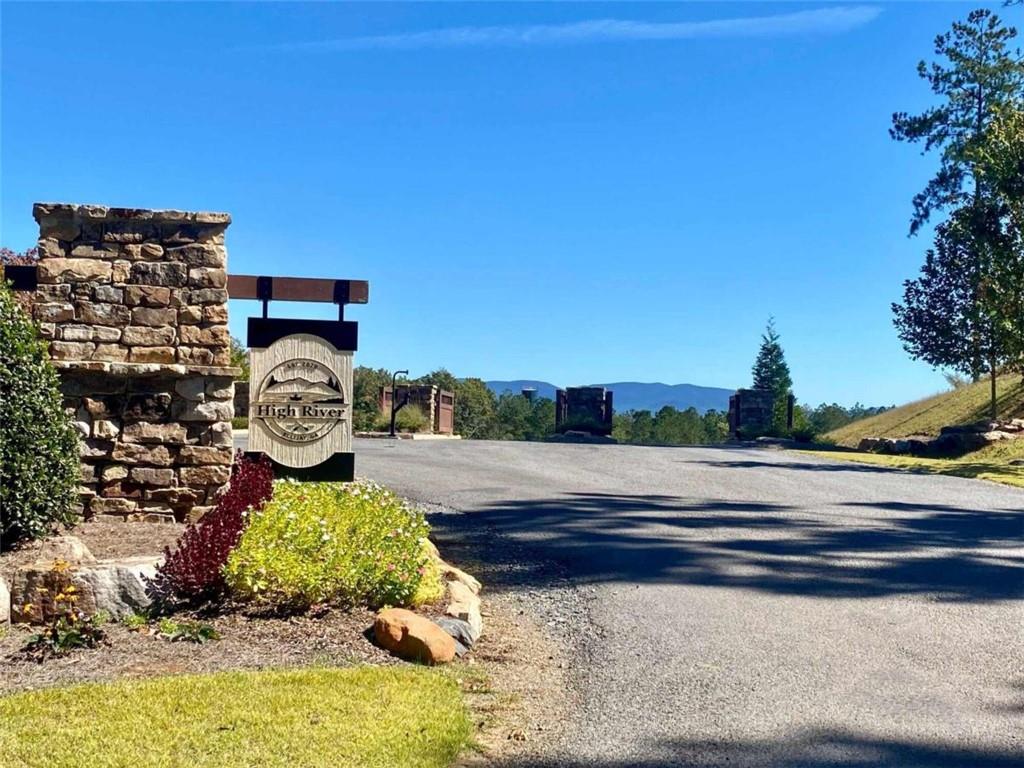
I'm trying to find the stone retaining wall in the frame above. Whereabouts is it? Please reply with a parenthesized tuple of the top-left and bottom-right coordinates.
(29, 203, 239, 522)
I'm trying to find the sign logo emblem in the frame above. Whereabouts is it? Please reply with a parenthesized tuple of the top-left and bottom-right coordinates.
(251, 358, 348, 444)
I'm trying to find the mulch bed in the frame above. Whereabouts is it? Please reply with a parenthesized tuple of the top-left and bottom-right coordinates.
(0, 608, 397, 694)
(0, 518, 400, 694)
(0, 517, 183, 584)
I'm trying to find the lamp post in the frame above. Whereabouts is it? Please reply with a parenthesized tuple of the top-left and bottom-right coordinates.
(389, 370, 409, 438)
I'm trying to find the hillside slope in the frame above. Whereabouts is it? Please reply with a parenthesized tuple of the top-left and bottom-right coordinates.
(827, 374, 1024, 447)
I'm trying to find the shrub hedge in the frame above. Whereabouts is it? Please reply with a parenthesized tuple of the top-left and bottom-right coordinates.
(0, 280, 79, 550)
(225, 480, 432, 609)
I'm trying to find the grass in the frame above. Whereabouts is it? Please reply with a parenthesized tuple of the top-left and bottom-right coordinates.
(802, 439, 1024, 489)
(826, 374, 1024, 447)
(0, 667, 472, 768)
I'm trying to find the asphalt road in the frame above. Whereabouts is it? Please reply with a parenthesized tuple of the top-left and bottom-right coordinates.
(353, 439, 1024, 768)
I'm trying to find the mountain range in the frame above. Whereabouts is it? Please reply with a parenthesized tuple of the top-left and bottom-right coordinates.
(485, 380, 734, 414)
(262, 377, 343, 402)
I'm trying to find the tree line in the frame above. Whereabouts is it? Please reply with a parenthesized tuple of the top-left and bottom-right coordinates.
(353, 367, 557, 440)
(891, 7, 1024, 419)
(352, 365, 888, 444)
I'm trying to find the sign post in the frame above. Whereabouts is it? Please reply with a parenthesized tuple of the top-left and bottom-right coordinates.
(228, 274, 368, 481)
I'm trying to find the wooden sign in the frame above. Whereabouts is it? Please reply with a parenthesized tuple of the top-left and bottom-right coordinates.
(248, 334, 353, 469)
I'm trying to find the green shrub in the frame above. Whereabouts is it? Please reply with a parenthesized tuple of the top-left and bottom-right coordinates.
(374, 405, 429, 433)
(224, 480, 432, 609)
(0, 280, 79, 550)
(789, 426, 818, 443)
(156, 618, 220, 644)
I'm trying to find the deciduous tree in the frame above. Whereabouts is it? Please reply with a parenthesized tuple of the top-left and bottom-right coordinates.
(893, 207, 1013, 417)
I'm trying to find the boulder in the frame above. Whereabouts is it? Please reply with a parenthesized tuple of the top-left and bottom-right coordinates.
(34, 535, 96, 565)
(423, 540, 482, 595)
(440, 562, 482, 596)
(374, 608, 456, 665)
(73, 557, 160, 618)
(434, 616, 476, 650)
(10, 556, 161, 623)
(446, 580, 483, 643)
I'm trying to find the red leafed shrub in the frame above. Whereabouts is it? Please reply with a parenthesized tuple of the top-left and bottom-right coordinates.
(0, 246, 38, 265)
(147, 454, 273, 607)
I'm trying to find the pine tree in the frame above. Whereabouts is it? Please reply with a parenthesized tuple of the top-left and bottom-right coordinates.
(751, 318, 793, 433)
(891, 8, 1024, 233)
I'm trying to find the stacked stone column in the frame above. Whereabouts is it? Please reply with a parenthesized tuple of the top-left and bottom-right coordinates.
(31, 203, 239, 522)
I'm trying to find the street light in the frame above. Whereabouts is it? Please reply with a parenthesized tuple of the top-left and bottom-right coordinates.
(389, 370, 409, 438)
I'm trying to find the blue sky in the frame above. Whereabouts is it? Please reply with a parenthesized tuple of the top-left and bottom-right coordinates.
(2, 2, 1012, 407)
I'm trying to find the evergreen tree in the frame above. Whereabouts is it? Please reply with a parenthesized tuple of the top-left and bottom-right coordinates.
(751, 318, 793, 433)
(891, 8, 1024, 233)
(0, 280, 80, 549)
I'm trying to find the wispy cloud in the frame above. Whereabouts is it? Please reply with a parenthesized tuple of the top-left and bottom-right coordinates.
(261, 6, 882, 53)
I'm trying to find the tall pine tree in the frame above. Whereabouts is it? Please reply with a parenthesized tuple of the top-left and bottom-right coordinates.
(751, 318, 793, 434)
(891, 8, 1024, 233)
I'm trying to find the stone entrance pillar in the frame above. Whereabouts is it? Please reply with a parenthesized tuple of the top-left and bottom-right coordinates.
(31, 203, 239, 522)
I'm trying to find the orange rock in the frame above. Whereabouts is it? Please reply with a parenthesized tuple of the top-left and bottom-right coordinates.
(374, 608, 456, 665)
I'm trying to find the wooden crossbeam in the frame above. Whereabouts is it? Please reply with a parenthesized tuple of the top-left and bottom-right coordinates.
(227, 275, 369, 305)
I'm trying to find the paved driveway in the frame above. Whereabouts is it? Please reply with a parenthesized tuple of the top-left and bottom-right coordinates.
(356, 439, 1024, 768)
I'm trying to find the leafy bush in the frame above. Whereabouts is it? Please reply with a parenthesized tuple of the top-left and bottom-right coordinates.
(156, 618, 220, 643)
(789, 426, 819, 443)
(147, 455, 273, 607)
(374, 404, 429, 433)
(225, 480, 431, 610)
(121, 612, 149, 631)
(411, 544, 445, 606)
(0, 280, 79, 550)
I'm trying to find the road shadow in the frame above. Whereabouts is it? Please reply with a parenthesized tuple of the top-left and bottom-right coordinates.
(492, 728, 1024, 768)
(684, 456, 907, 473)
(430, 491, 1024, 603)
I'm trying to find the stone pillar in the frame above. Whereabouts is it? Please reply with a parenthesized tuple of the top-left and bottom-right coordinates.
(31, 203, 239, 522)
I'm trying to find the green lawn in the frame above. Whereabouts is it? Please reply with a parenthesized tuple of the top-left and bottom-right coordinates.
(0, 667, 471, 768)
(802, 440, 1024, 489)
(826, 375, 1024, 447)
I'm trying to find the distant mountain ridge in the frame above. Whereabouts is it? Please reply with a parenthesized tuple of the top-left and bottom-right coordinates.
(485, 380, 733, 414)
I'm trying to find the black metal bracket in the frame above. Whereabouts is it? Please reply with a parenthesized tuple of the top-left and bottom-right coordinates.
(243, 451, 354, 482)
(256, 275, 273, 319)
(247, 316, 358, 351)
